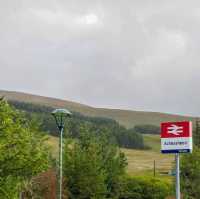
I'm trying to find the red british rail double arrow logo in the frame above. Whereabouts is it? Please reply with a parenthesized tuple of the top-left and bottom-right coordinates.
(161, 121, 192, 138)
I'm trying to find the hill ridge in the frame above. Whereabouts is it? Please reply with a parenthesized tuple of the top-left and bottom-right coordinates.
(0, 90, 197, 128)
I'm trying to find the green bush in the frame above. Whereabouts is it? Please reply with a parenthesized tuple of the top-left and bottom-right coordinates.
(119, 176, 172, 199)
(181, 147, 200, 199)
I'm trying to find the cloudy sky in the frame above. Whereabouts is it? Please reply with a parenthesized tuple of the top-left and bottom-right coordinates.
(0, 0, 200, 116)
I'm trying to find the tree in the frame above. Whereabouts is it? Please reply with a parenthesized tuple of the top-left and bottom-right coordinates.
(181, 147, 200, 199)
(193, 119, 200, 147)
(9, 100, 146, 149)
(63, 124, 127, 199)
(134, 124, 160, 135)
(0, 99, 51, 198)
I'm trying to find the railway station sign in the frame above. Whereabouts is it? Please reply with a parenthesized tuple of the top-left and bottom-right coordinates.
(161, 121, 192, 153)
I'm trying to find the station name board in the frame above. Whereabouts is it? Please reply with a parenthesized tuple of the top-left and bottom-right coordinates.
(161, 121, 192, 154)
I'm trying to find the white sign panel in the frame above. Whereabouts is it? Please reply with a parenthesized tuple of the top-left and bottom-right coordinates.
(161, 121, 192, 153)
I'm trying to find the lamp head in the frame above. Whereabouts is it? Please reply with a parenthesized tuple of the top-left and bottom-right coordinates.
(52, 108, 72, 130)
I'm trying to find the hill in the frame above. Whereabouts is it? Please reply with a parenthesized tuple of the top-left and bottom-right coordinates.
(0, 90, 196, 128)
(47, 134, 174, 177)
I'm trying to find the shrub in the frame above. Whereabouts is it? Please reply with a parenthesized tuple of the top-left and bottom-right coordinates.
(119, 176, 172, 199)
(181, 147, 200, 199)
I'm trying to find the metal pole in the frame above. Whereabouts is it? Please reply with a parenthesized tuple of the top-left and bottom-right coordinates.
(19, 192, 22, 199)
(59, 127, 63, 199)
(175, 153, 180, 199)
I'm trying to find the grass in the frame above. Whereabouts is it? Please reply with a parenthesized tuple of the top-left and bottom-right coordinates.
(143, 134, 161, 152)
(46, 134, 174, 180)
(122, 148, 174, 177)
(46, 136, 59, 158)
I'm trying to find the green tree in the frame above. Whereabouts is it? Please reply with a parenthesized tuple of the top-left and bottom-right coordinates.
(9, 100, 146, 149)
(63, 125, 127, 199)
(134, 124, 160, 135)
(181, 147, 200, 199)
(0, 99, 51, 198)
(193, 120, 200, 147)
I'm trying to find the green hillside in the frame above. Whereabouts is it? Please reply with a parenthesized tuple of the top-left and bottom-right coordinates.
(0, 90, 196, 128)
(47, 134, 174, 177)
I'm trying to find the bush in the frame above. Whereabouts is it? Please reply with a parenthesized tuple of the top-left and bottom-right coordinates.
(181, 147, 200, 199)
(119, 176, 172, 199)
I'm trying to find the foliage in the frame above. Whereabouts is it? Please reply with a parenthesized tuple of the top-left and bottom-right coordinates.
(20, 169, 57, 199)
(9, 100, 146, 149)
(119, 176, 172, 199)
(134, 124, 160, 135)
(115, 128, 145, 149)
(0, 176, 21, 199)
(0, 99, 51, 198)
(63, 125, 127, 199)
(193, 120, 200, 147)
(181, 147, 200, 199)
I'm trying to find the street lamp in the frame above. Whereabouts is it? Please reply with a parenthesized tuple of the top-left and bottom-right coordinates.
(52, 108, 72, 199)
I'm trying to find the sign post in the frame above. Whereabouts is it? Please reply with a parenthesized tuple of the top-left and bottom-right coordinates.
(161, 121, 193, 199)
(175, 153, 180, 199)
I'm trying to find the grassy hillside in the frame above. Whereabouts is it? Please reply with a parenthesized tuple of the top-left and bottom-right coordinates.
(0, 90, 196, 128)
(123, 134, 174, 176)
(47, 134, 174, 177)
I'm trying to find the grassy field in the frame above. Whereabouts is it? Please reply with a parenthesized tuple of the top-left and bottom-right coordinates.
(122, 134, 174, 177)
(143, 134, 161, 151)
(46, 134, 174, 178)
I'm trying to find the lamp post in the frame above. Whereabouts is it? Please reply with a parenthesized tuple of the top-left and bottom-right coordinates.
(52, 109, 72, 199)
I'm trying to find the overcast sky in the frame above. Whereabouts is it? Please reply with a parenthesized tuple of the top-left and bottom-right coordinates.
(0, 0, 200, 116)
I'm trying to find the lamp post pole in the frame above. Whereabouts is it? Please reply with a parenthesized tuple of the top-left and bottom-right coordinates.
(52, 109, 72, 199)
(59, 126, 64, 199)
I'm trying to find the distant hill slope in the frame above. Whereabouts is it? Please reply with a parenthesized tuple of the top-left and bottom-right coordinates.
(0, 90, 197, 128)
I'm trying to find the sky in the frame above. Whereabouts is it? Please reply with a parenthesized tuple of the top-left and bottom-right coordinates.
(0, 0, 200, 116)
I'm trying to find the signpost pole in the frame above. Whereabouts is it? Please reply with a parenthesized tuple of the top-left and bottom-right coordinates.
(175, 153, 180, 199)
(161, 121, 192, 199)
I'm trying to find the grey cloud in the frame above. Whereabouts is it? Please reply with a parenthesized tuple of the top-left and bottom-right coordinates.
(0, 0, 200, 116)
